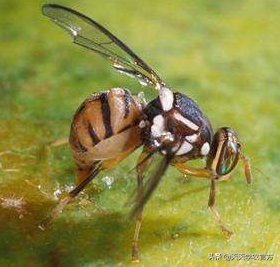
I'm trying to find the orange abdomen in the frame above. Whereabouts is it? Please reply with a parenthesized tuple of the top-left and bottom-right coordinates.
(69, 88, 143, 172)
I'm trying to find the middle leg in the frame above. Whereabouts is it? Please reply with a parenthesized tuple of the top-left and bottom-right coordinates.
(132, 149, 152, 263)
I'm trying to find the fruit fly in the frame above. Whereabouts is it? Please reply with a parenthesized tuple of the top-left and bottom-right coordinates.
(41, 4, 252, 262)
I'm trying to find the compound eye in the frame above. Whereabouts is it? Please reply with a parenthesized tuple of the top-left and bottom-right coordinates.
(217, 140, 239, 175)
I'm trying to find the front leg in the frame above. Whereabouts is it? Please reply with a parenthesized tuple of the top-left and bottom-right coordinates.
(172, 160, 231, 181)
(239, 154, 252, 184)
(208, 178, 233, 239)
(172, 160, 233, 238)
(172, 160, 212, 179)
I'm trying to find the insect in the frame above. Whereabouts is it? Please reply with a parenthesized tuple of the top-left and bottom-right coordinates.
(41, 4, 252, 262)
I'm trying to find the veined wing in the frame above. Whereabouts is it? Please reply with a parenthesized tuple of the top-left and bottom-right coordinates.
(42, 4, 165, 89)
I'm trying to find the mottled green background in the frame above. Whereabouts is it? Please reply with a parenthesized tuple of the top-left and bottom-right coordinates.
(0, 0, 279, 266)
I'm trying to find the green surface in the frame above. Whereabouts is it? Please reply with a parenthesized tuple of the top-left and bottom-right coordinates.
(0, 0, 279, 266)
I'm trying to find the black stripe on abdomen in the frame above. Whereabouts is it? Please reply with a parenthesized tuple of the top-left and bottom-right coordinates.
(88, 123, 100, 145)
(123, 89, 131, 118)
(100, 92, 113, 138)
(77, 140, 88, 152)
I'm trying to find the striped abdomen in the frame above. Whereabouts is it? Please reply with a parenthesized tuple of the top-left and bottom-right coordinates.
(69, 88, 143, 169)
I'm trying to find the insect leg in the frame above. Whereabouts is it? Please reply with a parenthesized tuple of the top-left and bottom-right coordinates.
(173, 161, 234, 183)
(208, 178, 233, 239)
(172, 160, 212, 179)
(173, 161, 233, 238)
(47, 137, 68, 147)
(239, 154, 252, 184)
(132, 149, 152, 263)
(39, 164, 101, 230)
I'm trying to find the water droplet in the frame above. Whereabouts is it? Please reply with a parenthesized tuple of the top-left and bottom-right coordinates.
(171, 233, 179, 239)
(113, 62, 124, 69)
(138, 78, 148, 86)
(116, 69, 135, 78)
(137, 91, 147, 104)
(0, 195, 25, 209)
(53, 188, 62, 200)
(65, 184, 75, 192)
(102, 176, 114, 189)
(70, 28, 78, 36)
(38, 224, 45, 231)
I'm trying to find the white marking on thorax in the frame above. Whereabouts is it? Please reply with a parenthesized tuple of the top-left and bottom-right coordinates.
(139, 120, 146, 128)
(173, 112, 199, 131)
(176, 141, 193, 155)
(201, 142, 210, 156)
(159, 87, 174, 111)
(153, 114, 164, 127)
(111, 87, 124, 94)
(151, 114, 165, 137)
(185, 133, 199, 143)
(162, 131, 174, 142)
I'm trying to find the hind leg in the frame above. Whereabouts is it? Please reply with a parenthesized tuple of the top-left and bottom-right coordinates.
(39, 164, 101, 230)
(39, 154, 130, 230)
(40, 127, 142, 229)
(39, 125, 142, 230)
(48, 138, 69, 147)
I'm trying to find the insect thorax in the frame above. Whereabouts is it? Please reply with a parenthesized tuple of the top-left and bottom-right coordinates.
(140, 90, 213, 159)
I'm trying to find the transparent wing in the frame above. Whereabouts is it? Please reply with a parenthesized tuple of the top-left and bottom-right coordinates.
(42, 4, 165, 89)
(129, 152, 173, 218)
